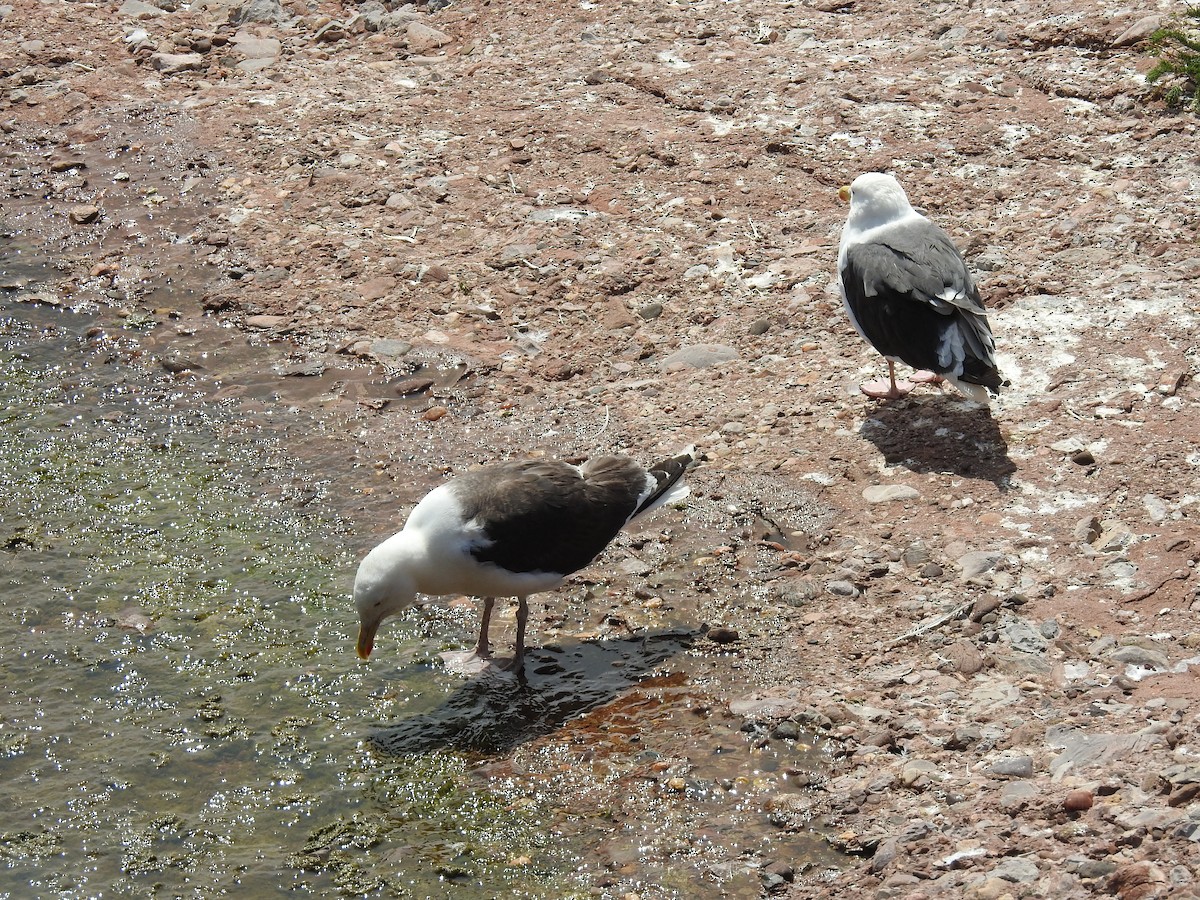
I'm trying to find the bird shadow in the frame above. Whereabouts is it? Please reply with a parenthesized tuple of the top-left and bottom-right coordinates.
(368, 629, 697, 755)
(858, 394, 1016, 489)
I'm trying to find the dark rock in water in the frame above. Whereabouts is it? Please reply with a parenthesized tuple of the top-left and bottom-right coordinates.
(391, 376, 434, 396)
(707, 625, 739, 644)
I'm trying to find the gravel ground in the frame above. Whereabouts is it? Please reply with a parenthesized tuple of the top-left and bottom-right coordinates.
(3, 0, 1200, 896)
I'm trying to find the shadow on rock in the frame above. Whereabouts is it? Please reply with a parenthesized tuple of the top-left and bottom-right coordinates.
(369, 630, 696, 755)
(859, 395, 1016, 487)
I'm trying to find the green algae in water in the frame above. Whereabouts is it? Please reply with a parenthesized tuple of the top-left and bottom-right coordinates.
(0, 305, 584, 898)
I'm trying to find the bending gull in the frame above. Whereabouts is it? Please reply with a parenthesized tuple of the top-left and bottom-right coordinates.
(353, 447, 698, 673)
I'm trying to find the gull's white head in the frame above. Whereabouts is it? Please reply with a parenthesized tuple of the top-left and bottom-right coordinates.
(839, 172, 915, 226)
(352, 536, 418, 660)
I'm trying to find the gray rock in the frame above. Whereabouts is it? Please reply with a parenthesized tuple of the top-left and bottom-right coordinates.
(230, 34, 280, 59)
(998, 780, 1038, 813)
(660, 344, 738, 371)
(638, 301, 663, 320)
(957, 550, 1003, 579)
(1108, 644, 1169, 670)
(825, 579, 859, 598)
(1003, 618, 1048, 654)
(1047, 724, 1168, 775)
(369, 339, 413, 360)
(990, 755, 1035, 778)
(118, 0, 166, 16)
(989, 855, 1040, 883)
(233, 0, 285, 23)
(862, 484, 920, 504)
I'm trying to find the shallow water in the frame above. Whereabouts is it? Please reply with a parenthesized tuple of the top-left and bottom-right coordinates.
(0, 270, 839, 897)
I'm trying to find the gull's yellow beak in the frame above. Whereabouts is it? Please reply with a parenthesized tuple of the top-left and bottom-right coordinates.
(356, 622, 376, 660)
(838, 184, 851, 203)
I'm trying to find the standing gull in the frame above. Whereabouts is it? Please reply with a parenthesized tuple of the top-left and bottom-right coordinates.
(836, 172, 1003, 402)
(353, 446, 698, 673)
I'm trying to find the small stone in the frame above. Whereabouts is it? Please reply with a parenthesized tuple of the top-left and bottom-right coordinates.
(638, 301, 664, 320)
(245, 314, 287, 328)
(748, 318, 770, 335)
(1071, 449, 1095, 466)
(862, 484, 920, 504)
(1063, 789, 1093, 811)
(1112, 15, 1164, 47)
(68, 205, 100, 225)
(1074, 516, 1102, 543)
(919, 562, 944, 579)
(423, 406, 449, 421)
(998, 781, 1039, 814)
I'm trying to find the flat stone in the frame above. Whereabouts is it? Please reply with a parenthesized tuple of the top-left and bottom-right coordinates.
(230, 34, 281, 59)
(1107, 644, 1169, 670)
(988, 855, 1040, 883)
(370, 339, 413, 359)
(958, 550, 1003, 579)
(1047, 724, 1168, 775)
(1112, 15, 1164, 46)
(357, 276, 396, 302)
(406, 21, 451, 53)
(660, 344, 739, 371)
(245, 314, 287, 328)
(118, 0, 166, 16)
(998, 780, 1038, 813)
(862, 484, 920, 504)
(825, 579, 859, 598)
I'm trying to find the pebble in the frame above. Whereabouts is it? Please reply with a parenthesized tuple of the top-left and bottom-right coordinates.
(862, 484, 920, 504)
(245, 314, 287, 328)
(423, 406, 449, 421)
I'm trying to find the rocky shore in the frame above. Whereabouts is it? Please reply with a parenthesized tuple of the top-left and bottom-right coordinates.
(3, 0, 1199, 896)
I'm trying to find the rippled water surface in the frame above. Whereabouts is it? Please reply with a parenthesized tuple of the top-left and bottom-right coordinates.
(0, 282, 837, 897)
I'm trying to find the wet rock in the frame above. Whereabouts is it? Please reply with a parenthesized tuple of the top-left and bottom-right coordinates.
(423, 406, 448, 421)
(659, 344, 738, 371)
(68, 204, 100, 225)
(862, 484, 920, 504)
(391, 377, 434, 396)
(707, 625, 739, 644)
